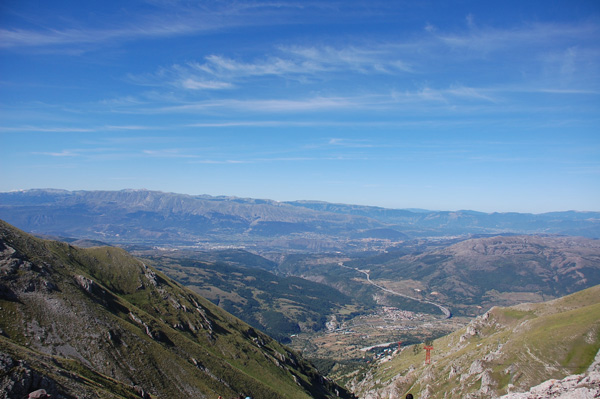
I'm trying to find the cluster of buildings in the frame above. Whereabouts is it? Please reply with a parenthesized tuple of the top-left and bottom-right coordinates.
(379, 306, 420, 321)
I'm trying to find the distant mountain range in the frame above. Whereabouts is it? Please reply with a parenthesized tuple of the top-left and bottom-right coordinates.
(286, 200, 600, 238)
(1, 190, 599, 398)
(0, 220, 351, 398)
(0, 189, 379, 250)
(0, 190, 598, 253)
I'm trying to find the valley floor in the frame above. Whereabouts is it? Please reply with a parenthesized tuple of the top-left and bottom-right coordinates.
(289, 307, 469, 382)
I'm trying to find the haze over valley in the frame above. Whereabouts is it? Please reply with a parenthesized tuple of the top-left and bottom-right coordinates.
(1, 189, 599, 397)
(1, 0, 599, 397)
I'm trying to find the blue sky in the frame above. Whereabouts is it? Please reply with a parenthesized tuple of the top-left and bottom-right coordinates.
(1, 0, 599, 213)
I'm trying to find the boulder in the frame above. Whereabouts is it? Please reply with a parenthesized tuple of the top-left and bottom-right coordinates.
(28, 389, 49, 398)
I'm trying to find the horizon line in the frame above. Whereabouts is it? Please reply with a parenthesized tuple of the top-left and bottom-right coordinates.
(2, 187, 598, 215)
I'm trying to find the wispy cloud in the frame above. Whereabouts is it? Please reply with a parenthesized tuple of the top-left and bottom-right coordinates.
(467, 155, 541, 163)
(430, 21, 598, 53)
(142, 149, 198, 158)
(6, 8, 597, 126)
(185, 119, 498, 129)
(125, 18, 600, 105)
(131, 43, 414, 92)
(186, 121, 289, 128)
(158, 96, 369, 113)
(32, 150, 80, 157)
(149, 88, 502, 115)
(445, 86, 498, 102)
(188, 155, 373, 165)
(0, 24, 201, 50)
(0, 125, 162, 133)
(191, 54, 314, 77)
(0, 2, 334, 50)
(110, 83, 577, 116)
(185, 120, 393, 128)
(190, 159, 249, 164)
(566, 165, 600, 175)
(282, 45, 413, 73)
(328, 138, 375, 148)
(0, 126, 95, 133)
(180, 79, 233, 90)
(29, 146, 137, 161)
(105, 125, 157, 131)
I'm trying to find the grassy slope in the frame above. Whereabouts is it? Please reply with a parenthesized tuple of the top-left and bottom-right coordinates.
(0, 220, 348, 399)
(147, 254, 361, 342)
(353, 285, 600, 398)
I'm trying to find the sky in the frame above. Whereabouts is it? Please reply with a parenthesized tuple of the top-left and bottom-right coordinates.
(1, 0, 599, 213)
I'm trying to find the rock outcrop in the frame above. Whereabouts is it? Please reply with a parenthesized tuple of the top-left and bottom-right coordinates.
(500, 349, 600, 399)
(0, 352, 60, 399)
(352, 285, 600, 399)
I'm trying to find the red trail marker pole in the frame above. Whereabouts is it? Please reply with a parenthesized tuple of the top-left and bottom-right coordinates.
(424, 345, 433, 364)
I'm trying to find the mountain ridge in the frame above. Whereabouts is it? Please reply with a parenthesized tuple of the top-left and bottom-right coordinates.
(285, 199, 600, 237)
(0, 219, 351, 398)
(1, 190, 599, 253)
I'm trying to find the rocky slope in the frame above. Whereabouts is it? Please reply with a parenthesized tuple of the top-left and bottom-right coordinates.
(499, 349, 600, 399)
(350, 285, 600, 398)
(0, 220, 351, 399)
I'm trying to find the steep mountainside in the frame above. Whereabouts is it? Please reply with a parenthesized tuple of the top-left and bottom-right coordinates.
(142, 251, 364, 343)
(0, 220, 351, 399)
(352, 285, 600, 399)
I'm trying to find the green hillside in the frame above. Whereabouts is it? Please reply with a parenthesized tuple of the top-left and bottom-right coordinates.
(351, 285, 600, 398)
(144, 252, 364, 342)
(0, 220, 352, 398)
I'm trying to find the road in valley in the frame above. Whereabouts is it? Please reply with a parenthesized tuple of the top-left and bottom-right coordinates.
(338, 262, 452, 318)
